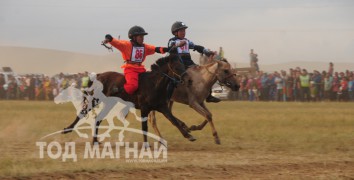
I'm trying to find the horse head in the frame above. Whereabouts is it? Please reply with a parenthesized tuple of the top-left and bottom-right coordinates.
(151, 48, 187, 83)
(54, 85, 84, 105)
(214, 58, 240, 91)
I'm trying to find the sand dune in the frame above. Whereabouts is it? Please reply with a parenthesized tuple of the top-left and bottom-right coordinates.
(0, 46, 115, 75)
(0, 46, 353, 76)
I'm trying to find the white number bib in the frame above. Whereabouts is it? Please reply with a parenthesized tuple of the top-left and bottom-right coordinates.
(131, 46, 145, 62)
(176, 39, 189, 54)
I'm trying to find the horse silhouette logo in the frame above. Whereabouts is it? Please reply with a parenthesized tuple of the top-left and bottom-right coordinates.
(42, 74, 166, 146)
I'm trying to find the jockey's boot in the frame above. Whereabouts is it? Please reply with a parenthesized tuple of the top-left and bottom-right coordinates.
(206, 94, 221, 103)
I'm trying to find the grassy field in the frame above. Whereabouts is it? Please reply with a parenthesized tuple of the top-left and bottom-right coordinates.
(0, 100, 354, 179)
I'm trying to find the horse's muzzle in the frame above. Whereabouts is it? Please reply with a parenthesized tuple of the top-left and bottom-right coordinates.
(233, 83, 240, 91)
(228, 82, 240, 91)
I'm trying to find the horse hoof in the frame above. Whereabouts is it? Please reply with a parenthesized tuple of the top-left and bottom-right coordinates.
(62, 128, 72, 134)
(215, 138, 221, 145)
(187, 135, 196, 142)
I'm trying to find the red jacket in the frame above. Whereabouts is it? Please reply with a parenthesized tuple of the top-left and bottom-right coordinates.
(109, 38, 165, 69)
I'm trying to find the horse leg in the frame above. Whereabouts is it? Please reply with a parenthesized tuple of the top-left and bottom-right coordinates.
(187, 101, 210, 131)
(131, 110, 147, 122)
(189, 120, 208, 131)
(98, 101, 116, 140)
(200, 103, 220, 144)
(62, 116, 81, 134)
(62, 109, 88, 134)
(118, 115, 129, 142)
(72, 115, 91, 139)
(158, 106, 196, 142)
(62, 96, 95, 134)
(93, 101, 117, 142)
(117, 106, 130, 142)
(189, 102, 220, 144)
(118, 116, 129, 142)
(168, 102, 190, 132)
(141, 109, 151, 148)
(168, 101, 174, 111)
(92, 119, 102, 144)
(148, 111, 165, 144)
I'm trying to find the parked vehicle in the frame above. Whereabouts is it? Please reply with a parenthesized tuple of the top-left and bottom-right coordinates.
(0, 67, 22, 90)
(211, 86, 230, 100)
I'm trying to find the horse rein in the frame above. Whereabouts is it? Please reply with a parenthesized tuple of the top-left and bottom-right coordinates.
(218, 73, 237, 87)
(167, 63, 186, 82)
(157, 53, 186, 84)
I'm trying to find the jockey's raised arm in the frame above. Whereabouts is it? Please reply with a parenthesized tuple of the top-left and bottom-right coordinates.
(102, 26, 169, 95)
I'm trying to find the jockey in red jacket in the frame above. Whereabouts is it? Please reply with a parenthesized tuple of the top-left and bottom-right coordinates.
(102, 26, 168, 94)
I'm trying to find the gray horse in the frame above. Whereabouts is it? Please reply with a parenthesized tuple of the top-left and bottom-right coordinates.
(149, 55, 240, 144)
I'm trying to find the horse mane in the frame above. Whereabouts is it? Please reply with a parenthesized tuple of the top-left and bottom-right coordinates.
(219, 58, 228, 63)
(151, 55, 170, 72)
(200, 53, 230, 65)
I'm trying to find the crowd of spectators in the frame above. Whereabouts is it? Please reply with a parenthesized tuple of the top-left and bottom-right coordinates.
(0, 72, 90, 101)
(1, 62, 353, 102)
(234, 63, 354, 102)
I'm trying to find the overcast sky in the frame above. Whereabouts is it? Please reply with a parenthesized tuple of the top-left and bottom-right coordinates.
(1, 0, 354, 64)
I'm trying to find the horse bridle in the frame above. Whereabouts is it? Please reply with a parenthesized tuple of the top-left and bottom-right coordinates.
(218, 73, 237, 87)
(159, 54, 186, 84)
(167, 63, 186, 81)
(205, 61, 236, 87)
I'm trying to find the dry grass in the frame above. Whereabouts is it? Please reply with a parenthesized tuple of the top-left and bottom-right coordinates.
(0, 101, 354, 179)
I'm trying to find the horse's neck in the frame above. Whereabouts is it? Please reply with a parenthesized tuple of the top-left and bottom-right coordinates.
(193, 62, 218, 89)
(142, 70, 169, 92)
(155, 70, 171, 91)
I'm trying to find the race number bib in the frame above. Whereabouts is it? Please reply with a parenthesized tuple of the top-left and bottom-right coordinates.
(131, 46, 145, 62)
(176, 40, 189, 54)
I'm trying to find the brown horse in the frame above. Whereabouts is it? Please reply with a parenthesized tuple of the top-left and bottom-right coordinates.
(148, 55, 240, 144)
(62, 50, 195, 144)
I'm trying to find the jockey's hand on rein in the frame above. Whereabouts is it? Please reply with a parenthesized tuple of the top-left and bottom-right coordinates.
(176, 40, 187, 47)
(203, 49, 215, 57)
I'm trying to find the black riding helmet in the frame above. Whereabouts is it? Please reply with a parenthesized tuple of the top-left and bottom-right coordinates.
(128, 26, 148, 39)
(171, 21, 188, 35)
